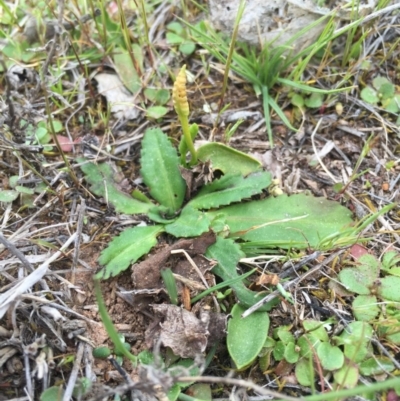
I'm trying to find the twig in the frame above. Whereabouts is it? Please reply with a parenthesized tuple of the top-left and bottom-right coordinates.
(0, 233, 77, 319)
(62, 342, 85, 401)
(71, 198, 86, 284)
(242, 250, 343, 318)
(175, 376, 303, 401)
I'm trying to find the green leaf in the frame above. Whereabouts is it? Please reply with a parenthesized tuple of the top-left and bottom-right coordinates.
(372, 76, 391, 91)
(113, 46, 142, 93)
(146, 106, 168, 119)
(15, 185, 34, 195)
(0, 190, 19, 202)
(378, 82, 395, 100)
(189, 172, 271, 210)
(227, 304, 270, 369)
(167, 21, 184, 35)
(147, 206, 178, 224)
(167, 384, 181, 401)
(384, 95, 400, 113)
(144, 88, 170, 105)
(35, 126, 51, 144)
(291, 93, 305, 108)
(295, 358, 314, 386)
(317, 343, 344, 371)
(97, 225, 163, 279)
(359, 357, 395, 376)
(284, 341, 300, 364)
(339, 321, 372, 363)
(352, 295, 379, 321)
(334, 365, 359, 388)
(186, 384, 212, 401)
(305, 93, 324, 109)
(166, 32, 184, 45)
(297, 334, 322, 358)
(197, 143, 262, 175)
(206, 237, 278, 311)
(303, 320, 329, 342)
(207, 193, 353, 249)
(40, 386, 64, 401)
(272, 341, 285, 361)
(165, 206, 210, 237)
(379, 276, 400, 302)
(94, 280, 137, 363)
(382, 250, 400, 270)
(338, 254, 380, 295)
(360, 87, 379, 104)
(140, 128, 186, 212)
(179, 41, 196, 55)
(78, 158, 151, 214)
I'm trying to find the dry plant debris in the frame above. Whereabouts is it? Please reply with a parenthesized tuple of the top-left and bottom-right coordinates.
(1, 0, 400, 401)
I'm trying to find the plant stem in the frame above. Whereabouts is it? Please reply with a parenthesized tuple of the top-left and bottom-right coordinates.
(181, 113, 197, 166)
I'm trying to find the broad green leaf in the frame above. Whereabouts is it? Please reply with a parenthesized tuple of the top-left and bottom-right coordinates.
(179, 41, 196, 55)
(274, 326, 295, 344)
(227, 304, 270, 369)
(146, 106, 168, 119)
(317, 343, 344, 371)
(382, 250, 400, 271)
(197, 143, 261, 176)
(334, 365, 359, 388)
(339, 254, 380, 295)
(185, 384, 212, 401)
(297, 333, 322, 358)
(147, 206, 178, 224)
(78, 158, 151, 214)
(0, 190, 19, 202)
(189, 172, 271, 209)
(360, 87, 378, 104)
(144, 88, 170, 105)
(15, 185, 34, 195)
(165, 206, 210, 237)
(359, 357, 395, 376)
(40, 386, 64, 401)
(113, 47, 142, 94)
(339, 321, 373, 363)
(302, 320, 329, 342)
(166, 32, 184, 45)
(352, 295, 379, 321)
(379, 82, 395, 100)
(207, 193, 353, 249)
(295, 358, 314, 386)
(140, 128, 186, 212)
(97, 225, 163, 279)
(291, 93, 305, 108)
(284, 342, 300, 364)
(167, 21, 184, 35)
(206, 237, 278, 311)
(272, 341, 285, 361)
(372, 76, 391, 91)
(167, 384, 181, 401)
(305, 93, 324, 109)
(384, 95, 400, 113)
(379, 276, 400, 302)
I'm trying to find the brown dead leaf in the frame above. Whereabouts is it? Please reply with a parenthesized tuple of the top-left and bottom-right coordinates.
(255, 273, 280, 286)
(145, 305, 226, 358)
(147, 304, 208, 358)
(132, 231, 216, 290)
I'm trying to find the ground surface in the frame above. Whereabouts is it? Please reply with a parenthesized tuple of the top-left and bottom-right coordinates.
(1, 1, 400, 401)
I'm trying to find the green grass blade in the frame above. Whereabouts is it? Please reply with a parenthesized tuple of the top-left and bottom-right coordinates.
(94, 280, 137, 364)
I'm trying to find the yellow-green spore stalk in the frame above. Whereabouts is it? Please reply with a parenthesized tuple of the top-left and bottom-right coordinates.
(173, 65, 197, 166)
